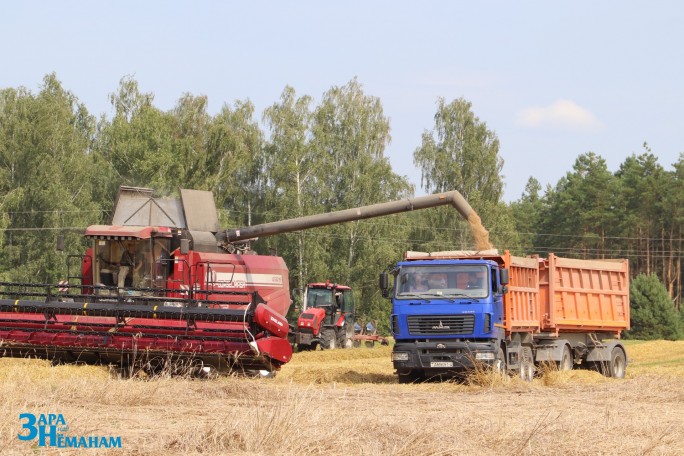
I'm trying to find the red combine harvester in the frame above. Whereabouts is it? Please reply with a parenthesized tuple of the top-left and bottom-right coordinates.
(0, 186, 474, 376)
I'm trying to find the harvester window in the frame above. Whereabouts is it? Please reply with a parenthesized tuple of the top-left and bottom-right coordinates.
(151, 239, 172, 287)
(96, 241, 117, 287)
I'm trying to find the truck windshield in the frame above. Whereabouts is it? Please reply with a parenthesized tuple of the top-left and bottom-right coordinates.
(395, 265, 489, 299)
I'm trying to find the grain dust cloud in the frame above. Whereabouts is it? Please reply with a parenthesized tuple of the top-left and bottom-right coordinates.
(468, 211, 493, 251)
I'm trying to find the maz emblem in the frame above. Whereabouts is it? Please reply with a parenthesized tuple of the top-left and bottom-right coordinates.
(432, 320, 450, 330)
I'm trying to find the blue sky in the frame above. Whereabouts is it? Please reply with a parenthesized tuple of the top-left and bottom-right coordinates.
(2, 1, 683, 202)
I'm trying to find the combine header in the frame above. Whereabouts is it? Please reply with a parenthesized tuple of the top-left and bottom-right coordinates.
(0, 186, 475, 376)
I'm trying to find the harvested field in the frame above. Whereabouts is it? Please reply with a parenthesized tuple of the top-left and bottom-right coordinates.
(1, 340, 683, 455)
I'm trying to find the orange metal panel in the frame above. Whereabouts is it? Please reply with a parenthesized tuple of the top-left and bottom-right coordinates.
(503, 252, 541, 333)
(541, 254, 629, 335)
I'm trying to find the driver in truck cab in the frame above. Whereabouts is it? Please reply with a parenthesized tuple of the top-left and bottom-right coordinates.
(411, 273, 430, 292)
(466, 271, 486, 289)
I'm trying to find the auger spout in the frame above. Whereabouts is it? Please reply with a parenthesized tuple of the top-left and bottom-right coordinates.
(224, 190, 473, 243)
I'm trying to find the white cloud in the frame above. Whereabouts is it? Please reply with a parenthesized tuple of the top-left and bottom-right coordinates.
(517, 99, 602, 132)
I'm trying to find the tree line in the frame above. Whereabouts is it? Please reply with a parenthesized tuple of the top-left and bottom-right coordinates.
(1, 73, 682, 338)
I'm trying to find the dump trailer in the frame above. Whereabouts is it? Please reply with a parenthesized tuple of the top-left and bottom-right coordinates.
(0, 187, 475, 376)
(380, 250, 630, 382)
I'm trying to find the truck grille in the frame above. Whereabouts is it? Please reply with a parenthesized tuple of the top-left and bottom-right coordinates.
(407, 315, 475, 335)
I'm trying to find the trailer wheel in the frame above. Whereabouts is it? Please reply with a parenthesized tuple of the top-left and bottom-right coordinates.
(558, 345, 573, 371)
(607, 347, 627, 378)
(519, 346, 535, 382)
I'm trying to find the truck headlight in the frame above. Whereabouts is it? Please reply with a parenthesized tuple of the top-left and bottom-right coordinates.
(392, 352, 410, 362)
(475, 352, 495, 360)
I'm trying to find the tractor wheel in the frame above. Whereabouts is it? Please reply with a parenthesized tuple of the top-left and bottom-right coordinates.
(336, 327, 351, 349)
(320, 329, 336, 350)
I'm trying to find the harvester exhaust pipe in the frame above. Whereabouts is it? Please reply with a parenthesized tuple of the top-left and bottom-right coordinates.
(224, 190, 473, 243)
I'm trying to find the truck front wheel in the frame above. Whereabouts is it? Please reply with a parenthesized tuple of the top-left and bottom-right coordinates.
(519, 346, 535, 382)
(493, 346, 506, 375)
(397, 369, 423, 384)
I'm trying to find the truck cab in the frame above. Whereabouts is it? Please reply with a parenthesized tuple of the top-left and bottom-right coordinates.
(381, 250, 509, 382)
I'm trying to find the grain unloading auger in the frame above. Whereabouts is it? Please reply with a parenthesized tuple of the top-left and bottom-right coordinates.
(0, 186, 474, 376)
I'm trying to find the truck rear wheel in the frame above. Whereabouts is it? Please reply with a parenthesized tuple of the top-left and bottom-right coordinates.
(607, 347, 626, 378)
(558, 345, 573, 371)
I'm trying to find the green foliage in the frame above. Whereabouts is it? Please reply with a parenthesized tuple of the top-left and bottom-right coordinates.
(6, 73, 684, 337)
(412, 97, 516, 251)
(0, 74, 101, 282)
(626, 273, 684, 340)
(509, 177, 542, 255)
(537, 152, 619, 258)
(511, 145, 684, 310)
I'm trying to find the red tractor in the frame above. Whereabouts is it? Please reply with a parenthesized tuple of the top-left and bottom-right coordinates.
(294, 282, 356, 350)
(293, 282, 390, 351)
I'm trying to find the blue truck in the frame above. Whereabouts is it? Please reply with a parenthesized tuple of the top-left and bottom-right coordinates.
(380, 250, 630, 383)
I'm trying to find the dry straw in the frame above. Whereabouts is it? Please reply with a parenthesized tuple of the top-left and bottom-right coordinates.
(0, 340, 682, 455)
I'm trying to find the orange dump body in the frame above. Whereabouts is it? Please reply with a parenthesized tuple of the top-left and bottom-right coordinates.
(504, 252, 629, 337)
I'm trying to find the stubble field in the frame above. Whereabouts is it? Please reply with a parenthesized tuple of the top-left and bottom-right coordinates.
(1, 340, 683, 455)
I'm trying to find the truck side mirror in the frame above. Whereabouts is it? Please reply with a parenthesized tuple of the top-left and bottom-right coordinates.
(379, 272, 389, 298)
(500, 268, 510, 286)
(56, 234, 65, 252)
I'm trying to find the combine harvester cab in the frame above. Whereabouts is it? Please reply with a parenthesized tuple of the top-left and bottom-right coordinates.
(0, 187, 292, 376)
